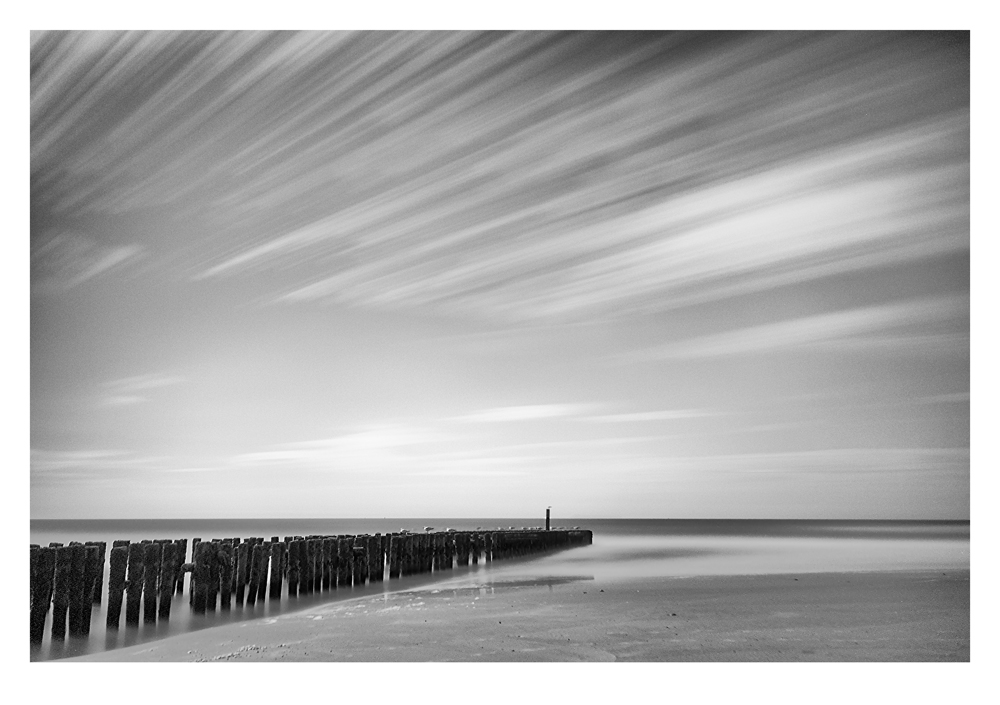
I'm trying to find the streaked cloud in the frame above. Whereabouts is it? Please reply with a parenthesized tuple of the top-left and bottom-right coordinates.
(659, 447, 969, 476)
(586, 409, 714, 422)
(622, 295, 967, 361)
(31, 32, 967, 322)
(452, 404, 594, 423)
(97, 372, 184, 407)
(31, 232, 143, 295)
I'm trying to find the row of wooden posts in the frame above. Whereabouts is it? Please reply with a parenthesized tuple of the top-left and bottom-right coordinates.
(30, 528, 592, 643)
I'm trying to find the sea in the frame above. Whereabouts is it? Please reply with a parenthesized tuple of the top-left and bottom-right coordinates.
(28, 518, 970, 662)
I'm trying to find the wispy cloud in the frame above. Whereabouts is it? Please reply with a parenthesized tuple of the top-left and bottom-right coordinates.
(31, 232, 144, 295)
(229, 423, 454, 470)
(97, 372, 184, 407)
(657, 447, 969, 476)
(451, 404, 595, 423)
(27, 32, 957, 322)
(586, 409, 714, 422)
(622, 295, 966, 361)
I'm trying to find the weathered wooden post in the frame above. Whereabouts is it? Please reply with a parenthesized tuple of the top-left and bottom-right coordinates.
(158, 542, 178, 620)
(66, 544, 88, 636)
(142, 542, 161, 624)
(207, 541, 223, 612)
(105, 544, 128, 629)
(188, 539, 201, 605)
(124, 543, 144, 626)
(338, 538, 352, 587)
(234, 541, 249, 605)
(365, 536, 376, 580)
(306, 539, 318, 594)
(286, 540, 300, 598)
(298, 539, 311, 595)
(270, 542, 284, 600)
(50, 546, 73, 640)
(352, 539, 365, 585)
(218, 541, 234, 610)
(246, 542, 262, 606)
(191, 542, 210, 614)
(174, 538, 187, 594)
(459, 533, 470, 567)
(86, 541, 107, 604)
(79, 544, 101, 634)
(387, 535, 400, 579)
(30, 547, 55, 643)
(256, 541, 271, 601)
(320, 539, 332, 590)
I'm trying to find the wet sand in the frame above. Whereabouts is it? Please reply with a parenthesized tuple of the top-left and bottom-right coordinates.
(71, 569, 969, 662)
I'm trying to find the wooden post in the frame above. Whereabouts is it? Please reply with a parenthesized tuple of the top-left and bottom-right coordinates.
(105, 545, 128, 630)
(218, 541, 233, 610)
(298, 540, 311, 595)
(188, 539, 201, 605)
(388, 535, 399, 579)
(286, 540, 300, 598)
(246, 543, 261, 606)
(205, 541, 221, 612)
(142, 542, 161, 624)
(340, 538, 353, 587)
(353, 540, 366, 585)
(50, 546, 73, 640)
(270, 542, 284, 600)
(64, 544, 86, 636)
(158, 542, 178, 620)
(256, 541, 270, 601)
(460, 533, 471, 567)
(123, 543, 144, 625)
(321, 539, 332, 590)
(333, 536, 342, 585)
(375, 534, 385, 581)
(305, 539, 318, 594)
(364, 536, 375, 580)
(234, 541, 249, 605)
(192, 542, 210, 614)
(431, 533, 441, 572)
(86, 541, 107, 604)
(79, 545, 101, 635)
(30, 547, 55, 643)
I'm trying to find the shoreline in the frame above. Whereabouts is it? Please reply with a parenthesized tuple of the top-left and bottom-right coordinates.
(69, 567, 969, 662)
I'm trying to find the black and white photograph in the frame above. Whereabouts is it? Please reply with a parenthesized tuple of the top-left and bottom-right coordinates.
(23, 8, 978, 686)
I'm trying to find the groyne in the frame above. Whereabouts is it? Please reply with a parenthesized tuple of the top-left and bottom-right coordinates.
(29, 527, 593, 644)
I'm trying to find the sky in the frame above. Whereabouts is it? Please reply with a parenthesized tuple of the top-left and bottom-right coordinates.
(29, 30, 970, 520)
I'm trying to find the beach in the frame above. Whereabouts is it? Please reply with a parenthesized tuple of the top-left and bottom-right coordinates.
(71, 568, 969, 662)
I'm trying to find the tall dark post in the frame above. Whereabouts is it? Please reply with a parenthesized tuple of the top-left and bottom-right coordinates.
(142, 542, 161, 624)
(30, 547, 55, 643)
(218, 541, 234, 610)
(270, 542, 284, 600)
(67, 544, 87, 636)
(51, 546, 73, 640)
(546, 507, 551, 531)
(158, 542, 178, 620)
(106, 545, 128, 629)
(125, 543, 144, 626)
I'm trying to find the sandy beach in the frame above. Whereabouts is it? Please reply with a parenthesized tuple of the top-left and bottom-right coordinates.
(71, 569, 969, 662)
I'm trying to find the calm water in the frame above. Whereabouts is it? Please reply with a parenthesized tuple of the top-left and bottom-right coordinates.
(29, 519, 969, 661)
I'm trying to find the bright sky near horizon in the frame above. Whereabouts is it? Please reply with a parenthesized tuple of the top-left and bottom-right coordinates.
(30, 30, 969, 520)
